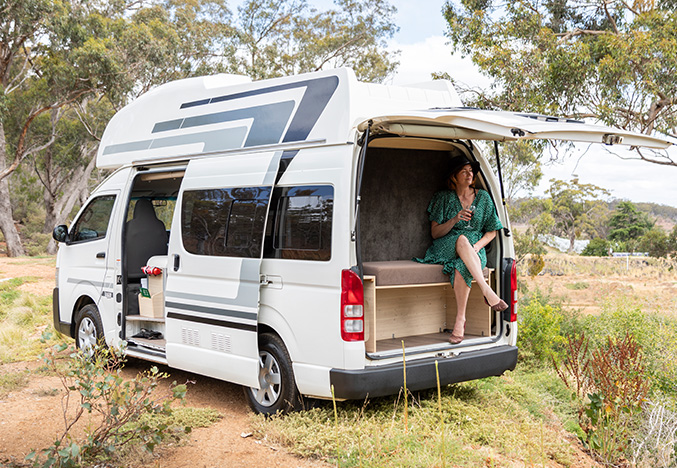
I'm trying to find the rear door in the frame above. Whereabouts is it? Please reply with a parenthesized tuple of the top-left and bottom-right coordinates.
(164, 151, 280, 387)
(359, 109, 675, 149)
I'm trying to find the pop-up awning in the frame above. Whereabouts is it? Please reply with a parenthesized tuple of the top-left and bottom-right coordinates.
(358, 108, 675, 149)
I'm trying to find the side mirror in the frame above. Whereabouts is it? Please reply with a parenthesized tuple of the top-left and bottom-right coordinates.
(52, 225, 69, 243)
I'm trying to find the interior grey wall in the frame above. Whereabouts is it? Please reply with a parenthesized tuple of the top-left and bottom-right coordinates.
(360, 148, 456, 262)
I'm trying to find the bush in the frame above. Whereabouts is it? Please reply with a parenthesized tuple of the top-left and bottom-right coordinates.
(517, 289, 578, 363)
(581, 237, 610, 257)
(27, 342, 189, 467)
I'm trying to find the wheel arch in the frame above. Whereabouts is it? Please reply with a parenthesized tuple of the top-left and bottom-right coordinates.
(70, 295, 97, 338)
(257, 306, 300, 363)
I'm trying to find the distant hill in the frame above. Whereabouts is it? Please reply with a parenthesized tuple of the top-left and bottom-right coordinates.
(509, 197, 677, 231)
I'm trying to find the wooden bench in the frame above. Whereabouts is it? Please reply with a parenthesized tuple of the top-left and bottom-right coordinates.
(362, 261, 493, 353)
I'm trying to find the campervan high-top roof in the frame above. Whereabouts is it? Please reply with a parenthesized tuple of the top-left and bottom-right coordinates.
(97, 67, 675, 170)
(96, 68, 462, 169)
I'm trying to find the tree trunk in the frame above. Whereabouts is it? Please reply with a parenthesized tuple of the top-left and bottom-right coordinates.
(44, 144, 97, 255)
(0, 121, 25, 256)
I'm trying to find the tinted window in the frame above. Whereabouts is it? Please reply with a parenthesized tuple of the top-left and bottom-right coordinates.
(70, 195, 116, 243)
(265, 186, 333, 261)
(181, 187, 271, 258)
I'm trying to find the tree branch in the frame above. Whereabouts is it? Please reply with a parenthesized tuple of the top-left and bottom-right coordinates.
(0, 89, 91, 181)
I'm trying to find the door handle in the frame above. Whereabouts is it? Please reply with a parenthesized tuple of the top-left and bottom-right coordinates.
(173, 254, 180, 271)
(96, 252, 106, 259)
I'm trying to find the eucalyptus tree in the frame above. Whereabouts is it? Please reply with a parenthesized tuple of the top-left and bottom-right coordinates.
(444, 0, 677, 167)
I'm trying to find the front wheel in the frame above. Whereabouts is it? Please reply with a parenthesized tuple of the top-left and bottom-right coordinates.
(243, 333, 301, 415)
(75, 304, 104, 356)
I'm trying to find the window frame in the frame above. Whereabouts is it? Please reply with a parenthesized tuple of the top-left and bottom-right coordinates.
(67, 194, 117, 245)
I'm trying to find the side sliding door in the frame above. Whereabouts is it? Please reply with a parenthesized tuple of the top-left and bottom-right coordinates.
(164, 151, 280, 387)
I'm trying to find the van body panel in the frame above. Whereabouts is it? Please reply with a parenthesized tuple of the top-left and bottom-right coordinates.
(164, 152, 281, 388)
(293, 362, 333, 398)
(330, 345, 518, 400)
(55, 188, 121, 340)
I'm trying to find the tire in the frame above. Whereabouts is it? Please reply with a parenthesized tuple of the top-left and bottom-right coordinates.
(75, 304, 104, 356)
(243, 333, 302, 415)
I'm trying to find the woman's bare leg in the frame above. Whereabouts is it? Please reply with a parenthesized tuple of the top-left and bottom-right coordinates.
(451, 269, 470, 343)
(455, 235, 506, 309)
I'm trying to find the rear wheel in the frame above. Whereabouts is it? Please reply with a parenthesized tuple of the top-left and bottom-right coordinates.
(75, 304, 104, 356)
(244, 333, 301, 415)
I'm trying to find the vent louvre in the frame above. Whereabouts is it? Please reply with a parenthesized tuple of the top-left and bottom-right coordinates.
(211, 333, 232, 353)
(181, 327, 200, 347)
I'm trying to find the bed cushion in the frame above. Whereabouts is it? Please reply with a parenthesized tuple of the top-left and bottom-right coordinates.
(363, 260, 491, 286)
(363, 261, 448, 286)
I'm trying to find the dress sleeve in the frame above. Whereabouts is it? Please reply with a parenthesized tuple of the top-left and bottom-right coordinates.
(480, 190, 503, 232)
(427, 191, 447, 224)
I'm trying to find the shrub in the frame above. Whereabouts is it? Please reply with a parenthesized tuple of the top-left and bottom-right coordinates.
(517, 289, 578, 364)
(581, 237, 610, 257)
(27, 343, 189, 467)
(555, 332, 650, 465)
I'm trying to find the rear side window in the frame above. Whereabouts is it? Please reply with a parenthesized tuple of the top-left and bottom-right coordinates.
(265, 185, 333, 261)
(70, 195, 116, 243)
(181, 187, 271, 258)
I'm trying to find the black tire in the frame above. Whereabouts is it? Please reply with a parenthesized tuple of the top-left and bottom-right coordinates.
(74, 304, 104, 356)
(243, 333, 302, 415)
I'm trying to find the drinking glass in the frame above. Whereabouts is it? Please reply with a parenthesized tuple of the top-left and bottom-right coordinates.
(466, 204, 476, 229)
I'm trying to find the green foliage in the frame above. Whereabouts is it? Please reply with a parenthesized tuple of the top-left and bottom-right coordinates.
(444, 0, 677, 166)
(608, 201, 655, 244)
(517, 290, 570, 362)
(581, 237, 611, 257)
(547, 178, 610, 253)
(27, 344, 190, 467)
(232, 0, 399, 83)
(637, 226, 671, 257)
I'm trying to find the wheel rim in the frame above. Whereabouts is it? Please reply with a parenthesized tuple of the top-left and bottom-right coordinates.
(251, 350, 282, 407)
(78, 316, 97, 355)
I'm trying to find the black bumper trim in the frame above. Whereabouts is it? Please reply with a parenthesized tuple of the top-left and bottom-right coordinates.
(52, 288, 71, 336)
(330, 345, 518, 400)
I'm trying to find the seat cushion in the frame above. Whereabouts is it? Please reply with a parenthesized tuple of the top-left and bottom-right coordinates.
(363, 261, 448, 286)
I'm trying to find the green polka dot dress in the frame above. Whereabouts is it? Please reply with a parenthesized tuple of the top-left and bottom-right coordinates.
(414, 189, 503, 287)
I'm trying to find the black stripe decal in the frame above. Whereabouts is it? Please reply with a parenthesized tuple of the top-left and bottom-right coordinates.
(165, 301, 257, 321)
(152, 101, 295, 148)
(180, 76, 339, 144)
(167, 311, 257, 332)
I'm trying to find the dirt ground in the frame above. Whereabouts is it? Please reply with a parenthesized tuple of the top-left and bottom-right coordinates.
(2, 254, 673, 467)
(0, 257, 328, 468)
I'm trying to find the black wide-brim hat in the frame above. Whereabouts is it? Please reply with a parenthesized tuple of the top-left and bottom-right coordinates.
(447, 155, 480, 179)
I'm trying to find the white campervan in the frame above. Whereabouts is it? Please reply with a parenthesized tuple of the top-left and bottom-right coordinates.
(52, 68, 673, 414)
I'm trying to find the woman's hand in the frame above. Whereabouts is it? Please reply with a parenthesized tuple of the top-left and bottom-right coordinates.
(457, 207, 473, 222)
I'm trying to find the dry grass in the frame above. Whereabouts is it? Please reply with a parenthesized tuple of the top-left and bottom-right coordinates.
(525, 254, 677, 317)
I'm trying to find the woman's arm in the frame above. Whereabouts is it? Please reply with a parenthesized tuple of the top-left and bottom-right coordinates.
(472, 230, 497, 252)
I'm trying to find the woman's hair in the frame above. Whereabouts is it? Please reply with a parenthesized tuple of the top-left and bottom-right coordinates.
(447, 164, 475, 190)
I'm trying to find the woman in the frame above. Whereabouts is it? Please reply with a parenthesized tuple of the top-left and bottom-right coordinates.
(415, 155, 508, 344)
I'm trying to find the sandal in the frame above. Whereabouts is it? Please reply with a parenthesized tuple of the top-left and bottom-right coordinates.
(449, 333, 464, 344)
(484, 297, 509, 312)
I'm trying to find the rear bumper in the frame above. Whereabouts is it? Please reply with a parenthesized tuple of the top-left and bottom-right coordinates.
(330, 345, 518, 400)
(52, 288, 71, 336)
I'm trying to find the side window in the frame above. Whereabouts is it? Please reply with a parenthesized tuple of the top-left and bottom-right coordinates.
(70, 195, 117, 243)
(265, 185, 333, 261)
(181, 187, 271, 258)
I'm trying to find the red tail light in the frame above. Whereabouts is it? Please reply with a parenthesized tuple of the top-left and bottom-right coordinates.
(341, 269, 364, 341)
(509, 260, 517, 322)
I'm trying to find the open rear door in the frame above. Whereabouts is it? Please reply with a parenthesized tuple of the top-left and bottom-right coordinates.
(358, 109, 675, 149)
(164, 151, 280, 388)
